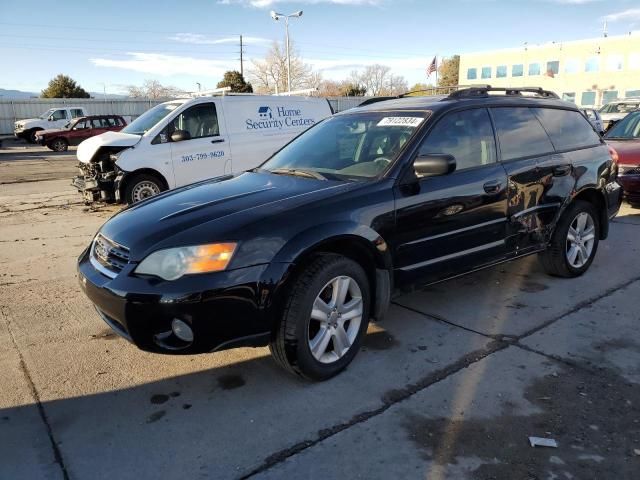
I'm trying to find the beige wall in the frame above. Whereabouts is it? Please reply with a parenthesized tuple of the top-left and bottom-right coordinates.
(458, 32, 640, 107)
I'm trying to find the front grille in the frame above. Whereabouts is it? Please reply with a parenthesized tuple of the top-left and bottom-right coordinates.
(619, 166, 640, 176)
(91, 233, 130, 278)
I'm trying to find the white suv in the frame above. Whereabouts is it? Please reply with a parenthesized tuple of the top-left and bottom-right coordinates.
(599, 98, 640, 131)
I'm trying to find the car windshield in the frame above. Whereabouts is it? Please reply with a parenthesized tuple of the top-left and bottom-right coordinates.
(39, 109, 56, 119)
(605, 111, 640, 139)
(261, 112, 428, 180)
(600, 102, 640, 114)
(121, 102, 182, 135)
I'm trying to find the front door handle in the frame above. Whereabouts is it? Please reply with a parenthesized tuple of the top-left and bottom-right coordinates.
(211, 138, 225, 144)
(483, 180, 502, 194)
(552, 165, 572, 176)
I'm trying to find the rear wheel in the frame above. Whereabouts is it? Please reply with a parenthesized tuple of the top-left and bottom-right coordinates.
(539, 200, 599, 277)
(123, 173, 165, 204)
(269, 254, 370, 380)
(49, 138, 68, 152)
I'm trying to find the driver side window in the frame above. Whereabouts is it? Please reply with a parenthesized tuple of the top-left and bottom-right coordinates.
(52, 110, 68, 121)
(170, 103, 219, 140)
(419, 108, 497, 171)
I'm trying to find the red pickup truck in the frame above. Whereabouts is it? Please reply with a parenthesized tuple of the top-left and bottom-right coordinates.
(35, 115, 127, 152)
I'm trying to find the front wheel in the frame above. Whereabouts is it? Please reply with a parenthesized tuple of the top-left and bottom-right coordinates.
(27, 129, 42, 144)
(539, 200, 599, 277)
(123, 173, 165, 204)
(269, 254, 370, 380)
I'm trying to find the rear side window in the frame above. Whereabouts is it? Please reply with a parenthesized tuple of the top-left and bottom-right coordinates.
(70, 109, 84, 118)
(533, 108, 601, 151)
(491, 107, 554, 161)
(419, 108, 497, 170)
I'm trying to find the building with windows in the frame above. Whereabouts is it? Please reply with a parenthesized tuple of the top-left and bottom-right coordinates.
(458, 32, 640, 108)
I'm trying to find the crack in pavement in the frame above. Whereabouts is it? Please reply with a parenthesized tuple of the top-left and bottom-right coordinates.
(241, 276, 640, 479)
(0, 305, 70, 480)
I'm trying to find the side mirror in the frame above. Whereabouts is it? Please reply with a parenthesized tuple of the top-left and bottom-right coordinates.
(171, 130, 191, 142)
(414, 154, 456, 178)
(48, 116, 54, 121)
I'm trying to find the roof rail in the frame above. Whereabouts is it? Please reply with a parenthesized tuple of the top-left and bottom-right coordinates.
(448, 86, 559, 99)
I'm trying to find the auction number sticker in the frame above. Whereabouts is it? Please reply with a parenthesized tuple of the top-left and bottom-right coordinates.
(377, 117, 424, 127)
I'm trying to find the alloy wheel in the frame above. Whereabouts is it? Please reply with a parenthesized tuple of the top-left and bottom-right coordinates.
(308, 275, 363, 364)
(566, 212, 596, 268)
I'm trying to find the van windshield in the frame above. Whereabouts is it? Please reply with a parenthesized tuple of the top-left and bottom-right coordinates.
(261, 112, 428, 180)
(122, 102, 182, 135)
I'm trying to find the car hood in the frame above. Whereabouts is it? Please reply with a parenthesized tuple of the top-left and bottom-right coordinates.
(76, 131, 141, 163)
(607, 139, 640, 165)
(99, 171, 358, 261)
(601, 113, 627, 122)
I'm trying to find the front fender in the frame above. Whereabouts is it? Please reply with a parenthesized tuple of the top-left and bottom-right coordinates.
(271, 221, 393, 270)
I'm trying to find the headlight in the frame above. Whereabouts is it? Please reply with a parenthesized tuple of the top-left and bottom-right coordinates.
(135, 243, 237, 280)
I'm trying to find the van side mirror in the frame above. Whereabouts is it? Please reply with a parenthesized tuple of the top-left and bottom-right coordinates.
(48, 116, 54, 121)
(414, 154, 456, 178)
(171, 130, 191, 142)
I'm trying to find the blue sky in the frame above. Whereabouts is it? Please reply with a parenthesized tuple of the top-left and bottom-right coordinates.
(1, 0, 639, 94)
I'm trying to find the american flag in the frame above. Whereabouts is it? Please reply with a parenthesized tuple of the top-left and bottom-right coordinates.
(427, 57, 437, 76)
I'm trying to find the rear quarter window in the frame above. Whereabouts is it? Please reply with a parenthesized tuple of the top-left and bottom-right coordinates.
(491, 107, 554, 161)
(533, 108, 601, 151)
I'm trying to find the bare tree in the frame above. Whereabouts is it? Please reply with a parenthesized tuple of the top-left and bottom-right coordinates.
(250, 40, 319, 94)
(355, 64, 407, 96)
(126, 80, 183, 99)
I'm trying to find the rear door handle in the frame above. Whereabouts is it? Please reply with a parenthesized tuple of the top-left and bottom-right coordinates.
(483, 180, 502, 194)
(211, 138, 225, 144)
(552, 165, 572, 176)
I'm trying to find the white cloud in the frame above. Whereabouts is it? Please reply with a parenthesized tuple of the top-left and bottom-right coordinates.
(170, 33, 271, 45)
(218, 0, 382, 7)
(551, 0, 602, 4)
(90, 52, 230, 78)
(602, 8, 640, 23)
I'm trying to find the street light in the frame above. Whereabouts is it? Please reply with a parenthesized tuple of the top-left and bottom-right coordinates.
(270, 10, 303, 93)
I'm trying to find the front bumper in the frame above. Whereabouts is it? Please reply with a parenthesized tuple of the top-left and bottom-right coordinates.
(77, 247, 285, 354)
(617, 175, 640, 205)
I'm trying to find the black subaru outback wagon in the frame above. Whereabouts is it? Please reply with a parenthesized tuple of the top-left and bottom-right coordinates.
(78, 86, 621, 380)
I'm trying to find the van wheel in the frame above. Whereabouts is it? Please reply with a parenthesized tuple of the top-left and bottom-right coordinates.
(539, 200, 599, 278)
(50, 138, 68, 152)
(269, 254, 370, 380)
(124, 174, 165, 204)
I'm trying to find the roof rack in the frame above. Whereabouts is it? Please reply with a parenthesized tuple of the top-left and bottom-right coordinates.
(448, 86, 559, 99)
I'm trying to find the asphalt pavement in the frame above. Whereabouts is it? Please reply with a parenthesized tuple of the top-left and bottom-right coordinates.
(1, 145, 639, 480)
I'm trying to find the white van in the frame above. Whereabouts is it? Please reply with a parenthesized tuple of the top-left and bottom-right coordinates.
(73, 94, 333, 204)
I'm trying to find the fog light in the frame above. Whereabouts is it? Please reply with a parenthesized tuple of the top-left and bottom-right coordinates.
(171, 318, 194, 342)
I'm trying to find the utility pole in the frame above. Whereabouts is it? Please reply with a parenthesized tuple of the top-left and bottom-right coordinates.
(240, 35, 244, 77)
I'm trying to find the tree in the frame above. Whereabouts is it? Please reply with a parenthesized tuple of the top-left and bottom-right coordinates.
(217, 71, 253, 93)
(250, 40, 318, 94)
(405, 83, 437, 96)
(343, 83, 367, 97)
(126, 80, 182, 99)
(438, 55, 460, 87)
(41, 74, 90, 98)
(354, 65, 407, 96)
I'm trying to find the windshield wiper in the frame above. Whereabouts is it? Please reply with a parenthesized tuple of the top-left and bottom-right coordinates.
(269, 168, 327, 180)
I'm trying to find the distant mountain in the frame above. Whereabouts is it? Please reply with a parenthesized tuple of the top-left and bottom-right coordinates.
(0, 88, 128, 99)
(0, 88, 38, 99)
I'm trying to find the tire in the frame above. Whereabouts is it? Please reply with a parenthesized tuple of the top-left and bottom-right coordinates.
(123, 173, 165, 204)
(539, 200, 600, 278)
(269, 254, 370, 380)
(49, 138, 68, 152)
(27, 129, 42, 144)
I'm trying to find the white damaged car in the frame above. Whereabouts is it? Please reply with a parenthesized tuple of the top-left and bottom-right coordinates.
(73, 95, 332, 204)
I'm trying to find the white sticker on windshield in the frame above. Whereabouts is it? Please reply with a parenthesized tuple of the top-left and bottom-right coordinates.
(377, 117, 424, 127)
